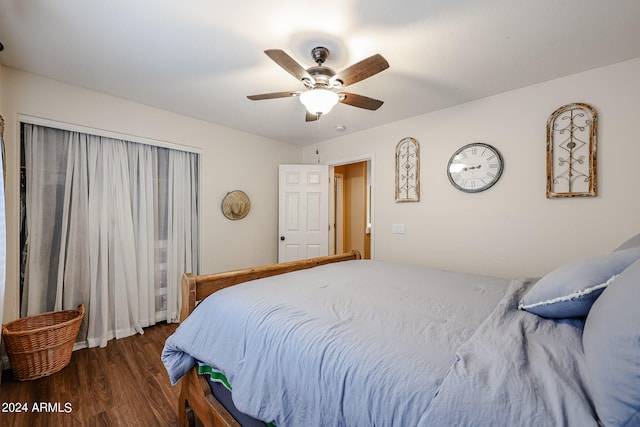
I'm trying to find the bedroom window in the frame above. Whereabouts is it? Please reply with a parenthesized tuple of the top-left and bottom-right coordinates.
(19, 122, 199, 348)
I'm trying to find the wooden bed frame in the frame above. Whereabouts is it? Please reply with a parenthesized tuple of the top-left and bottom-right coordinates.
(177, 250, 362, 427)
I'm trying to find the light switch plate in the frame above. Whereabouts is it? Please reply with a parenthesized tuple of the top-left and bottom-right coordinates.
(392, 224, 406, 234)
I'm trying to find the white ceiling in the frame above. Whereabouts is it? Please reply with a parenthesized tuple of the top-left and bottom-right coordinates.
(1, 0, 640, 146)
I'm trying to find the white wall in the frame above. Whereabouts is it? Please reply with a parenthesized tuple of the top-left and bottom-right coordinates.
(304, 57, 640, 278)
(0, 67, 301, 323)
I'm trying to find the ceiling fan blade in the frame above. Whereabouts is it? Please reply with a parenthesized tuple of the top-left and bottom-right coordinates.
(339, 92, 384, 110)
(264, 49, 313, 83)
(334, 54, 389, 87)
(305, 111, 320, 122)
(247, 91, 300, 100)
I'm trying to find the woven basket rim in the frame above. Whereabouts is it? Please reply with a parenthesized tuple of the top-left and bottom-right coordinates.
(2, 304, 85, 336)
(2, 304, 85, 381)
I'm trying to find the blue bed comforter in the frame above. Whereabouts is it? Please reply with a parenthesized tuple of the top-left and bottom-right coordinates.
(162, 260, 598, 426)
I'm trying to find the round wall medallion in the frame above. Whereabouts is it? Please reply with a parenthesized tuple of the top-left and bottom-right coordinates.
(221, 190, 250, 220)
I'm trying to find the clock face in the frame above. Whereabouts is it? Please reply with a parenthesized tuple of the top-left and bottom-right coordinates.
(447, 143, 504, 193)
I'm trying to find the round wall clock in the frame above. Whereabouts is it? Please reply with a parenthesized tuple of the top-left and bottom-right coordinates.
(447, 143, 504, 193)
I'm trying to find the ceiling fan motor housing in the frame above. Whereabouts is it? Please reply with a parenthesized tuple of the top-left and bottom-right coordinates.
(307, 66, 336, 87)
(307, 47, 338, 88)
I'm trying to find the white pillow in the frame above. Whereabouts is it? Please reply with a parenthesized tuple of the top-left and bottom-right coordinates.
(614, 232, 640, 251)
(583, 258, 640, 426)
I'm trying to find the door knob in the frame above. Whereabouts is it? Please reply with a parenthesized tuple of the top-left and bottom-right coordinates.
(280, 236, 285, 241)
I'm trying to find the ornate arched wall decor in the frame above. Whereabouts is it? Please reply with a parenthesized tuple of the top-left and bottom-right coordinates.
(546, 103, 598, 198)
(395, 137, 420, 202)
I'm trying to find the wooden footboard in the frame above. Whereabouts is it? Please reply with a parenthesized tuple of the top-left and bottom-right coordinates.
(177, 250, 362, 427)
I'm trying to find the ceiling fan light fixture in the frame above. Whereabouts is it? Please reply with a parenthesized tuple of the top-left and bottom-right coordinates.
(299, 88, 339, 115)
(248, 48, 388, 121)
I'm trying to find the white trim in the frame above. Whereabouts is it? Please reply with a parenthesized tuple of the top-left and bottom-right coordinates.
(326, 152, 376, 168)
(326, 153, 375, 260)
(17, 114, 202, 154)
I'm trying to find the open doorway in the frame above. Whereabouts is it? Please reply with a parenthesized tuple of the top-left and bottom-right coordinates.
(331, 160, 371, 259)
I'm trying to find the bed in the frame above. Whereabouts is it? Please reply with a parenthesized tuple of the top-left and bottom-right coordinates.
(162, 237, 640, 427)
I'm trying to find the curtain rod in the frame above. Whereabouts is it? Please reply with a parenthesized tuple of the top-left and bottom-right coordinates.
(17, 114, 202, 155)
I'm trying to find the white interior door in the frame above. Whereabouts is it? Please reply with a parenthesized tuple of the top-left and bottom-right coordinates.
(279, 164, 329, 263)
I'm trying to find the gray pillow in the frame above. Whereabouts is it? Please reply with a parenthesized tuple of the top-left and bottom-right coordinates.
(583, 258, 640, 427)
(614, 232, 640, 251)
(518, 246, 640, 318)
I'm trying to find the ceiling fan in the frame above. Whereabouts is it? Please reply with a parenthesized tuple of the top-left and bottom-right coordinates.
(247, 46, 389, 121)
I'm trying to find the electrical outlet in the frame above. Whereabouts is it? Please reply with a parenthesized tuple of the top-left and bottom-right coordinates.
(392, 224, 406, 234)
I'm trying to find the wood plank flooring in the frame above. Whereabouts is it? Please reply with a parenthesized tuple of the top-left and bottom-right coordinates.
(0, 322, 180, 426)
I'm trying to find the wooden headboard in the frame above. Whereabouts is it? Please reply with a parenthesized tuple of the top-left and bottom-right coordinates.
(179, 250, 362, 322)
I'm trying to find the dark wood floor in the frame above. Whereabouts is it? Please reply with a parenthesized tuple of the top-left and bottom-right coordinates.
(0, 322, 180, 426)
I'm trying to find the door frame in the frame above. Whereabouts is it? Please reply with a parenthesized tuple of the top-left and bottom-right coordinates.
(326, 153, 375, 260)
(333, 172, 344, 255)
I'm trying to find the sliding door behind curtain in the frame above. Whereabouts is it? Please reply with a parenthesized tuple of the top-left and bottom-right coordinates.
(21, 123, 199, 348)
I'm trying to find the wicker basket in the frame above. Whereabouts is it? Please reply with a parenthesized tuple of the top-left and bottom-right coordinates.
(2, 304, 85, 381)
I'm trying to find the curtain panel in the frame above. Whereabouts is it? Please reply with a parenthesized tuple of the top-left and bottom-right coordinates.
(0, 116, 6, 334)
(21, 123, 199, 348)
